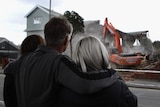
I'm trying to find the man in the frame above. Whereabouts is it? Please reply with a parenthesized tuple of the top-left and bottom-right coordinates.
(4, 16, 137, 107)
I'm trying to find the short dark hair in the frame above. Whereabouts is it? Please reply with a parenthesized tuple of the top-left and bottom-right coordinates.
(20, 34, 45, 55)
(44, 16, 73, 46)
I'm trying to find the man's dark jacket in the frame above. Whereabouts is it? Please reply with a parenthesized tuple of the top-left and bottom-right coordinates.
(3, 45, 137, 107)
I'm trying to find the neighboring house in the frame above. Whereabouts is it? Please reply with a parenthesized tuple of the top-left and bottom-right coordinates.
(0, 37, 19, 63)
(24, 5, 62, 37)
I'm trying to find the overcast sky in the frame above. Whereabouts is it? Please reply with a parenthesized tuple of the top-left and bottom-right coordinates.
(0, 0, 160, 45)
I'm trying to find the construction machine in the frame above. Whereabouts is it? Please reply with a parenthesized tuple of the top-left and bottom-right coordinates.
(102, 18, 142, 69)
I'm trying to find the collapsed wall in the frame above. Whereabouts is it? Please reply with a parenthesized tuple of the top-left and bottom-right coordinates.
(119, 30, 155, 55)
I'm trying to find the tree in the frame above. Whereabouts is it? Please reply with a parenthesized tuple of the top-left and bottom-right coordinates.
(63, 11, 84, 35)
(153, 41, 160, 50)
(152, 40, 160, 59)
(63, 11, 84, 57)
(140, 37, 153, 53)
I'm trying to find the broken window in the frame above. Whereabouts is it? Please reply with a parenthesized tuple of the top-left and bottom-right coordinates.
(33, 17, 42, 24)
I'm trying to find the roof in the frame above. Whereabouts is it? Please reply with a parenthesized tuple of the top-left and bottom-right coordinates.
(124, 30, 148, 36)
(0, 37, 19, 50)
(25, 5, 62, 17)
(0, 37, 6, 42)
(84, 20, 100, 26)
(118, 30, 149, 38)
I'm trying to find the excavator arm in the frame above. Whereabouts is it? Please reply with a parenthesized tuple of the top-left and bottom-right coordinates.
(102, 18, 142, 69)
(103, 18, 122, 53)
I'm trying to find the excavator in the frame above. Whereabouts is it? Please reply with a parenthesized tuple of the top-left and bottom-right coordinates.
(102, 18, 142, 69)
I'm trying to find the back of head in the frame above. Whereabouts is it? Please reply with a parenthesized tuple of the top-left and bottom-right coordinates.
(20, 34, 45, 55)
(44, 16, 73, 46)
(73, 36, 110, 72)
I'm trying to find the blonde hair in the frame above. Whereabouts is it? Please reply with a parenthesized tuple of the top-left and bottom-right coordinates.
(73, 36, 111, 72)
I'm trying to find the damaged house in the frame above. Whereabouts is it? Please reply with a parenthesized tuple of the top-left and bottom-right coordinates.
(82, 20, 154, 56)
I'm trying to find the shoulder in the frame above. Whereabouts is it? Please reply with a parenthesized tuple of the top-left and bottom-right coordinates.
(4, 60, 18, 74)
(4, 54, 29, 75)
(118, 80, 138, 106)
(58, 55, 75, 64)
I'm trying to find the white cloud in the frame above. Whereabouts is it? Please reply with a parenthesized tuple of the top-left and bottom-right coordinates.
(0, 0, 160, 45)
(54, 0, 160, 42)
(0, 0, 34, 45)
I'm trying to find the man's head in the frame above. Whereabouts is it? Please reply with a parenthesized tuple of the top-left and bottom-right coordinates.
(44, 16, 73, 52)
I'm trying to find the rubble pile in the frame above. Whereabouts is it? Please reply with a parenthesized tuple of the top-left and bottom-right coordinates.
(136, 59, 160, 71)
(151, 60, 160, 70)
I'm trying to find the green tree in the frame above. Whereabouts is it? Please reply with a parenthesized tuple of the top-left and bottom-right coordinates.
(153, 40, 160, 59)
(63, 11, 84, 57)
(153, 41, 160, 50)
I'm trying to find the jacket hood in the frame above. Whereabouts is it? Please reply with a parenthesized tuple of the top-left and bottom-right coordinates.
(56, 56, 122, 94)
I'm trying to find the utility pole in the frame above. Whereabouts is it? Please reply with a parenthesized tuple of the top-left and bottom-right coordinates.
(49, 0, 52, 19)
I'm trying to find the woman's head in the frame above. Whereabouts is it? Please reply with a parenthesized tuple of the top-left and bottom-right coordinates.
(20, 34, 45, 55)
(73, 36, 111, 72)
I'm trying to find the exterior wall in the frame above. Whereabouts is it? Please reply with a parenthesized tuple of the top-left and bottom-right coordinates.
(25, 6, 62, 39)
(27, 30, 44, 38)
(26, 8, 49, 31)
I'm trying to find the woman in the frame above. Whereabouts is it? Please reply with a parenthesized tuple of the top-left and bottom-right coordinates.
(3, 34, 45, 107)
(19, 34, 45, 55)
(57, 36, 137, 107)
